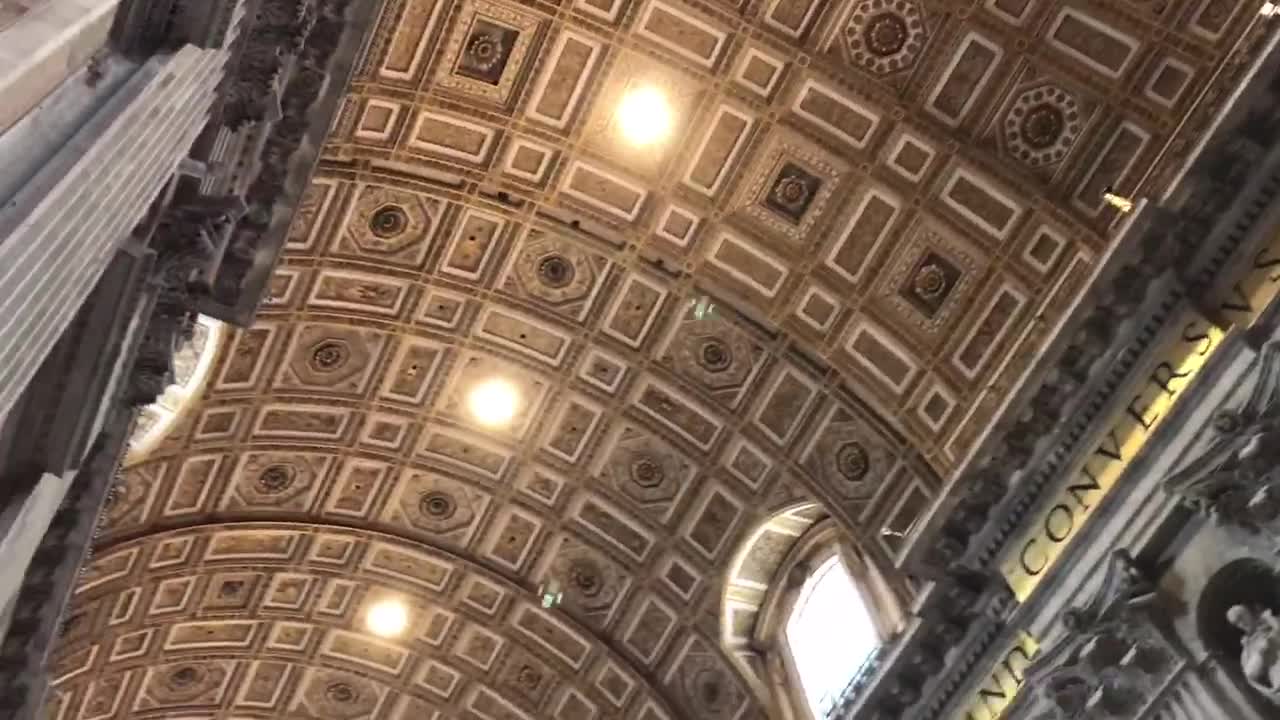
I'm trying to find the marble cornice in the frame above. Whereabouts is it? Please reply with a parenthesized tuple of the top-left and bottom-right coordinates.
(914, 24, 1280, 580)
(917, 24, 1280, 587)
(199, 0, 383, 325)
(964, 113, 1280, 581)
(840, 27, 1280, 720)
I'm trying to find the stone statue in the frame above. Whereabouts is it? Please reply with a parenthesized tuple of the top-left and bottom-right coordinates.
(1010, 552, 1173, 720)
(1227, 604, 1280, 705)
(1165, 343, 1280, 537)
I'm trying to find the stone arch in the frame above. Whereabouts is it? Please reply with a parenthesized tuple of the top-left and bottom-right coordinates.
(721, 503, 824, 698)
(721, 503, 910, 718)
(1196, 557, 1280, 711)
(54, 522, 694, 720)
(125, 314, 224, 464)
(1197, 558, 1280, 661)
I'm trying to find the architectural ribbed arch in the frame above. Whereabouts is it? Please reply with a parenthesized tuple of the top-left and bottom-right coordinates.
(721, 503, 911, 718)
(58, 521, 689, 720)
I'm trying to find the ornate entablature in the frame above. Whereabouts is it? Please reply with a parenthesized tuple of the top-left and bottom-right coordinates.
(914, 12, 1280, 588)
(853, 29, 1280, 720)
(126, 0, 382, 402)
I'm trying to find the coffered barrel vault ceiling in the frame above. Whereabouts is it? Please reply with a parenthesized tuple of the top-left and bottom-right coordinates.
(49, 1, 1262, 719)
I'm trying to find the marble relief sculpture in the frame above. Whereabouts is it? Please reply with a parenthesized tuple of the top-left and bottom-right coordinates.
(1165, 343, 1280, 537)
(1227, 604, 1280, 705)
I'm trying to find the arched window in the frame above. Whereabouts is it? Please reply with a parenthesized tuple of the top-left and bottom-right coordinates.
(126, 315, 223, 463)
(786, 555, 880, 718)
(722, 507, 911, 720)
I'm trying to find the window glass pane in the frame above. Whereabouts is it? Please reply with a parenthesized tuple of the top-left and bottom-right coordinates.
(128, 315, 223, 456)
(786, 555, 879, 718)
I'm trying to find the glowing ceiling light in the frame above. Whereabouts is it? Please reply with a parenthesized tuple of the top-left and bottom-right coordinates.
(467, 377, 521, 428)
(616, 85, 673, 147)
(365, 598, 409, 638)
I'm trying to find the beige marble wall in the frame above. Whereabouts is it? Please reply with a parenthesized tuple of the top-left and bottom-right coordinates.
(0, 1, 39, 33)
(0, 0, 119, 133)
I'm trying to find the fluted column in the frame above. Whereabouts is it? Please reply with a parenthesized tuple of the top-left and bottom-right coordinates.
(1151, 663, 1269, 720)
(0, 38, 236, 422)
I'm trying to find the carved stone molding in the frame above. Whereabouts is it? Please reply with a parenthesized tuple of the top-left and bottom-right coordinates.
(218, 0, 317, 130)
(0, 0, 369, 710)
(203, 0, 375, 324)
(1009, 551, 1186, 720)
(0, 411, 132, 719)
(128, 195, 248, 407)
(112, 0, 242, 55)
(922, 22, 1280, 581)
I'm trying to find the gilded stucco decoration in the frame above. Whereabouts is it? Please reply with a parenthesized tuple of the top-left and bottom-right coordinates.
(49, 0, 1268, 718)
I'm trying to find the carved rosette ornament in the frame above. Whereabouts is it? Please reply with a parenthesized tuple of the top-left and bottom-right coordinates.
(137, 661, 231, 708)
(841, 0, 927, 76)
(308, 340, 350, 372)
(511, 235, 601, 309)
(811, 421, 891, 501)
(303, 671, 377, 719)
(368, 205, 408, 238)
(764, 162, 822, 223)
(1165, 343, 1280, 539)
(668, 315, 761, 395)
(600, 427, 690, 516)
(536, 254, 575, 288)
(913, 263, 948, 300)
(466, 31, 505, 72)
(547, 539, 625, 627)
(457, 19, 518, 84)
(1007, 551, 1184, 720)
(393, 472, 482, 537)
(227, 453, 330, 510)
(673, 645, 747, 720)
(1003, 84, 1084, 168)
(255, 464, 295, 494)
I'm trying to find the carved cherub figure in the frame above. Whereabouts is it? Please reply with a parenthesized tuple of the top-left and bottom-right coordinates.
(1227, 604, 1280, 705)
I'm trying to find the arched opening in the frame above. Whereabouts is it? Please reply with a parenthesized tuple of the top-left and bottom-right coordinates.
(1197, 558, 1280, 711)
(126, 314, 223, 463)
(786, 554, 880, 718)
(722, 505, 910, 719)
